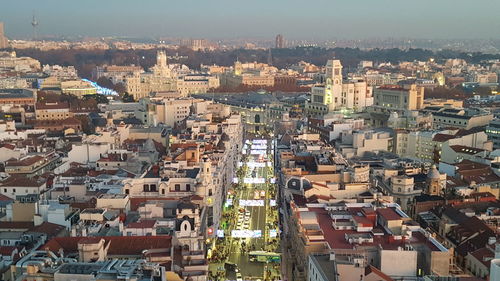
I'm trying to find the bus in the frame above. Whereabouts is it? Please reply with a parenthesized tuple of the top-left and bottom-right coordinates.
(248, 251, 281, 263)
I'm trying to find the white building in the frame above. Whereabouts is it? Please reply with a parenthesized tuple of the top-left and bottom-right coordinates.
(306, 60, 373, 114)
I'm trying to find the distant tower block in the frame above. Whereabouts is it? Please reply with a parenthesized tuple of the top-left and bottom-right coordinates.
(31, 13, 39, 40)
(0, 22, 9, 49)
(275, 34, 284, 48)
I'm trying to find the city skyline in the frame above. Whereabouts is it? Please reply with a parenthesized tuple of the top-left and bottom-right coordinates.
(1, 0, 500, 40)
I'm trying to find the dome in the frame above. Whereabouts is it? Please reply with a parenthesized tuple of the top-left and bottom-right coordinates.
(427, 165, 441, 180)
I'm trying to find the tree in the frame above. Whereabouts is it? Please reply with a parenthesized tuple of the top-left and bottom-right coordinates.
(96, 77, 114, 89)
(122, 92, 135, 103)
(424, 86, 466, 100)
(74, 115, 94, 135)
(474, 86, 493, 96)
(113, 82, 127, 94)
(442, 186, 463, 200)
(84, 94, 109, 104)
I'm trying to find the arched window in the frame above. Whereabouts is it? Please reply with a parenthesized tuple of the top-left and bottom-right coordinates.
(255, 114, 261, 123)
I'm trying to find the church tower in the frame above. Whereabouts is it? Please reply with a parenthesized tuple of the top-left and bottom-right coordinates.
(426, 165, 442, 196)
(325, 59, 343, 85)
(325, 60, 343, 110)
(234, 59, 242, 76)
(156, 50, 168, 68)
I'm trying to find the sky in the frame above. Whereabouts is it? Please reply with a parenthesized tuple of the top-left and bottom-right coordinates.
(1, 0, 499, 40)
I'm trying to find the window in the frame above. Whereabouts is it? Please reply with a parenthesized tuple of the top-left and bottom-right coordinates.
(175, 184, 180, 191)
(208, 189, 213, 196)
(125, 189, 129, 195)
(12, 188, 16, 193)
(143, 184, 150, 192)
(150, 184, 157, 192)
(186, 184, 191, 191)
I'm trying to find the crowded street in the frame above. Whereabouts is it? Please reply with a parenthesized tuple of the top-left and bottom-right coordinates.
(208, 138, 281, 281)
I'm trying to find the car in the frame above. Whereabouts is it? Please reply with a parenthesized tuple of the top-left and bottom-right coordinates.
(245, 210, 251, 217)
(243, 221, 250, 229)
(236, 221, 243, 229)
(260, 190, 266, 198)
(236, 272, 243, 281)
(254, 191, 260, 200)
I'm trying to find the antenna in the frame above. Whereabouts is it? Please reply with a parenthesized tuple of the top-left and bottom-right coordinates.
(31, 12, 39, 40)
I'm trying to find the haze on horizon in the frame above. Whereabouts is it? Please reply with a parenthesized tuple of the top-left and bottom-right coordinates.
(1, 0, 499, 40)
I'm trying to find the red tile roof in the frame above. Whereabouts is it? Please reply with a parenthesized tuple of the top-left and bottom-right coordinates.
(42, 236, 172, 256)
(308, 207, 438, 252)
(6, 155, 44, 167)
(130, 197, 176, 211)
(36, 101, 70, 110)
(0, 246, 21, 256)
(365, 265, 394, 281)
(1, 143, 15, 150)
(469, 247, 494, 268)
(450, 145, 485, 155)
(0, 221, 34, 230)
(127, 219, 157, 229)
(0, 193, 13, 202)
(0, 175, 46, 187)
(377, 208, 402, 221)
(28, 222, 66, 238)
(432, 134, 455, 142)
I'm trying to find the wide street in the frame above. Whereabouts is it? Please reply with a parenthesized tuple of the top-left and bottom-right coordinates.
(209, 138, 281, 281)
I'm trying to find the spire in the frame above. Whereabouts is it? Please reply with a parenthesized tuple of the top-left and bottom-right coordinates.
(267, 49, 273, 66)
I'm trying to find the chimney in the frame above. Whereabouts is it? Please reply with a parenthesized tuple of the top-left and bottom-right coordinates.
(490, 237, 497, 246)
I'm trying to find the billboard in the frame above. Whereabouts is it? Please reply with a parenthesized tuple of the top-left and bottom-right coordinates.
(251, 144, 267, 150)
(243, 178, 265, 184)
(231, 230, 262, 238)
(250, 150, 267, 155)
(240, 200, 264, 207)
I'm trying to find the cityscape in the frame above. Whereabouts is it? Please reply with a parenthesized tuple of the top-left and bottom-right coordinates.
(1, 1, 500, 281)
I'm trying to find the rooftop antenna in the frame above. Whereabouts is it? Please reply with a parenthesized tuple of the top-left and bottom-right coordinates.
(31, 12, 39, 40)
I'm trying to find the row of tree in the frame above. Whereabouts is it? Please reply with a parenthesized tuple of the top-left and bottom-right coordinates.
(15, 46, 500, 79)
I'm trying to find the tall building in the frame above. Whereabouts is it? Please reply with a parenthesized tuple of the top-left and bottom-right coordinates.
(306, 59, 373, 114)
(275, 34, 285, 48)
(0, 22, 9, 49)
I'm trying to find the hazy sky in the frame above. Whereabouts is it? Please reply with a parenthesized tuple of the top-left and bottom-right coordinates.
(1, 0, 499, 39)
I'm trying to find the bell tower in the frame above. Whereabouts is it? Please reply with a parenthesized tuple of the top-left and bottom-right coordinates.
(156, 50, 167, 68)
(426, 165, 442, 196)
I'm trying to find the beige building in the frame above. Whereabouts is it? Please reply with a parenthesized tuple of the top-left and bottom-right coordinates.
(306, 60, 373, 114)
(423, 99, 463, 108)
(373, 84, 424, 112)
(61, 80, 97, 97)
(152, 98, 202, 127)
(93, 51, 177, 100)
(176, 74, 219, 96)
(394, 128, 490, 163)
(337, 129, 392, 158)
(35, 101, 73, 120)
(426, 107, 493, 130)
(0, 51, 40, 72)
